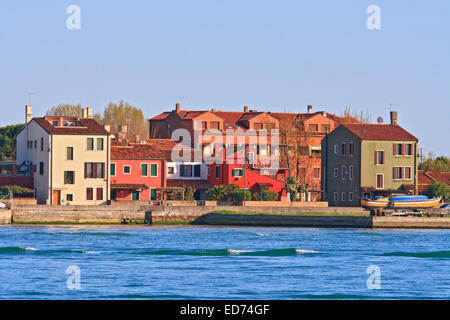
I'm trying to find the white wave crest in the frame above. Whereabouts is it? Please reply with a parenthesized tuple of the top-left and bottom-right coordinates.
(23, 247, 38, 251)
(295, 249, 321, 254)
(227, 249, 255, 255)
(255, 233, 273, 237)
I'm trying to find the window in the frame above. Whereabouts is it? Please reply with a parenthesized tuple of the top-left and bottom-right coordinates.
(393, 167, 403, 180)
(168, 166, 174, 175)
(341, 166, 346, 180)
(123, 166, 131, 174)
(210, 121, 220, 130)
(341, 142, 346, 156)
(110, 163, 116, 176)
(334, 145, 339, 154)
(141, 164, 148, 177)
(86, 188, 93, 201)
(313, 167, 320, 179)
(96, 188, 103, 201)
(349, 192, 353, 202)
(150, 189, 157, 201)
(97, 138, 104, 151)
(87, 138, 94, 151)
(232, 169, 244, 177)
(247, 152, 255, 164)
(34, 140, 37, 148)
(180, 164, 191, 177)
(207, 167, 211, 177)
(254, 123, 263, 130)
(64, 171, 75, 185)
(27, 141, 33, 149)
(201, 121, 207, 130)
(85, 163, 105, 178)
(66, 194, 73, 202)
(308, 124, 318, 132)
(215, 165, 220, 179)
(404, 167, 412, 180)
(349, 142, 354, 156)
(376, 174, 384, 189)
(299, 167, 306, 179)
(334, 168, 339, 178)
(40, 138, 44, 151)
(150, 164, 158, 177)
(322, 125, 330, 134)
(334, 192, 338, 201)
(375, 151, 384, 165)
(394, 143, 403, 156)
(342, 192, 346, 201)
(405, 144, 412, 156)
(67, 147, 73, 160)
(349, 166, 354, 180)
(39, 162, 44, 176)
(194, 165, 201, 177)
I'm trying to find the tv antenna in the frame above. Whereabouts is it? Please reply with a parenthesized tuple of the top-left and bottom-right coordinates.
(28, 92, 36, 105)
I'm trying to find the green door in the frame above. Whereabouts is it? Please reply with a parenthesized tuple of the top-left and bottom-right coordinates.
(131, 190, 140, 200)
(111, 189, 117, 200)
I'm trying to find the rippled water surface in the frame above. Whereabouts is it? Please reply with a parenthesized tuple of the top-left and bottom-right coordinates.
(0, 225, 448, 299)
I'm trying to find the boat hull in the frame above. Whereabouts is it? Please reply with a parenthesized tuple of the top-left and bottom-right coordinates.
(361, 199, 389, 208)
(389, 197, 442, 209)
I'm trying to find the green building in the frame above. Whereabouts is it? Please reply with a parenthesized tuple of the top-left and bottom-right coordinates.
(321, 112, 418, 206)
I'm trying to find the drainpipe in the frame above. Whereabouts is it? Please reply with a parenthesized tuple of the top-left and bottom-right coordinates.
(50, 134, 53, 205)
(107, 135, 110, 203)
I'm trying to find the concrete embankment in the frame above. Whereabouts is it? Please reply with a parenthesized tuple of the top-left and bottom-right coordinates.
(373, 216, 450, 229)
(6, 205, 450, 229)
(0, 210, 11, 224)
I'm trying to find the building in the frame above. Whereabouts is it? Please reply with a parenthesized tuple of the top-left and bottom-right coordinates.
(110, 142, 167, 201)
(16, 105, 111, 205)
(418, 170, 450, 193)
(322, 112, 418, 206)
(149, 103, 351, 200)
(0, 161, 34, 190)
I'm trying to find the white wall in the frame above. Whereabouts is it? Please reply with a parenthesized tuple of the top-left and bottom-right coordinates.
(166, 162, 208, 180)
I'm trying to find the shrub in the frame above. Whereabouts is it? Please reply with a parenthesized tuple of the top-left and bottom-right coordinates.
(425, 181, 450, 202)
(231, 189, 252, 201)
(206, 184, 238, 201)
(261, 189, 279, 201)
(184, 187, 196, 201)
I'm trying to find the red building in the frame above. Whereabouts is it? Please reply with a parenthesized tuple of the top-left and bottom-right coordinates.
(110, 143, 167, 201)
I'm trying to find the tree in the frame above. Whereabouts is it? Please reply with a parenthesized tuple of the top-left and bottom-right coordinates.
(0, 124, 25, 161)
(340, 105, 371, 123)
(425, 182, 450, 202)
(46, 104, 83, 117)
(185, 187, 196, 201)
(101, 100, 147, 142)
(419, 153, 450, 172)
(286, 176, 299, 200)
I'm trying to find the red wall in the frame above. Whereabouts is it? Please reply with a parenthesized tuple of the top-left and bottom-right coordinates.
(111, 159, 166, 200)
(0, 176, 34, 189)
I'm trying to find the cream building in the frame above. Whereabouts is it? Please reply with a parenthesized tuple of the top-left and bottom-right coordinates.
(16, 106, 111, 205)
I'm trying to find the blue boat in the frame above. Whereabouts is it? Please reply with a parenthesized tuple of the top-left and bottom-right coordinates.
(389, 195, 428, 201)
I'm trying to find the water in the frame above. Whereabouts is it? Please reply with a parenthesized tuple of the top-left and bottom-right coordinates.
(0, 225, 448, 300)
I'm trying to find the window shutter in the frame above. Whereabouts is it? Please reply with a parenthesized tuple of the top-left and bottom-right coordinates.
(393, 144, 396, 156)
(374, 151, 377, 165)
(180, 165, 185, 177)
(401, 144, 405, 156)
(382, 151, 385, 164)
(93, 163, 97, 179)
(393, 167, 396, 179)
(84, 163, 87, 178)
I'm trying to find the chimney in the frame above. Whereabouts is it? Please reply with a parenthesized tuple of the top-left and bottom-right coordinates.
(103, 125, 110, 133)
(59, 117, 64, 127)
(244, 106, 249, 112)
(82, 108, 88, 118)
(307, 105, 313, 114)
(86, 107, 93, 118)
(390, 111, 398, 125)
(175, 103, 180, 113)
(118, 125, 128, 142)
(25, 105, 32, 123)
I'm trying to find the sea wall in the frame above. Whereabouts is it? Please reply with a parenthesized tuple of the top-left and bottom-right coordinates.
(373, 216, 450, 229)
(0, 210, 11, 224)
(11, 205, 148, 224)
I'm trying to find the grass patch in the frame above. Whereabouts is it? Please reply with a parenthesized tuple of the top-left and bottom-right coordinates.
(210, 210, 370, 217)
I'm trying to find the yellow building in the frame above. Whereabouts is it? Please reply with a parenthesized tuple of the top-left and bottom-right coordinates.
(16, 106, 111, 205)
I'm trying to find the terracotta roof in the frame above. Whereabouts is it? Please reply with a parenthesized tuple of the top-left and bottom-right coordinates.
(421, 170, 450, 185)
(150, 112, 171, 120)
(167, 179, 213, 189)
(341, 123, 418, 141)
(33, 117, 110, 135)
(111, 143, 166, 160)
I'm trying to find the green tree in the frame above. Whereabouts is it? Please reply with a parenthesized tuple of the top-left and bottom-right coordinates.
(46, 104, 83, 117)
(185, 187, 196, 201)
(285, 176, 299, 200)
(0, 124, 25, 161)
(206, 184, 238, 201)
(425, 182, 450, 202)
(420, 153, 450, 172)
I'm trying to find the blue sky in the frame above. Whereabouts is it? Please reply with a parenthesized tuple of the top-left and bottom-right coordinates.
(0, 0, 448, 155)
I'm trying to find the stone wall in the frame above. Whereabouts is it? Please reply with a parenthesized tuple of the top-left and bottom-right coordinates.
(0, 210, 11, 224)
(373, 216, 450, 229)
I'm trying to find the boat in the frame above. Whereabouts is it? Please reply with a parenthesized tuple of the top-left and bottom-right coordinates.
(389, 196, 442, 209)
(361, 197, 389, 208)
